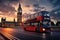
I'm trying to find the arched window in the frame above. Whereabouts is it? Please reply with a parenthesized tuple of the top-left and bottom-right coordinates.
(56, 21, 60, 26)
(51, 22, 55, 26)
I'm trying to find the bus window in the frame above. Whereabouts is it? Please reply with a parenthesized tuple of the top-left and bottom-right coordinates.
(31, 23, 34, 26)
(34, 23, 38, 26)
(29, 22, 39, 26)
(43, 21, 50, 27)
(43, 21, 48, 25)
(27, 23, 30, 26)
(24, 23, 30, 26)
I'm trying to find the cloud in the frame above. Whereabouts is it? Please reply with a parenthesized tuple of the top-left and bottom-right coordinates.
(0, 0, 59, 20)
(0, 0, 19, 2)
(49, 0, 60, 19)
(24, 5, 31, 7)
(33, 4, 40, 8)
(0, 0, 21, 18)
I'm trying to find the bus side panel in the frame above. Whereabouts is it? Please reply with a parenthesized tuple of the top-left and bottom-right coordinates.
(25, 26, 37, 32)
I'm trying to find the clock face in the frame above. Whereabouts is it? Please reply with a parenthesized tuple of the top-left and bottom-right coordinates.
(19, 10, 22, 13)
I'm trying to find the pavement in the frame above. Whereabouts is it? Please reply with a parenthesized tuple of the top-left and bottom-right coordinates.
(0, 28, 20, 40)
(0, 27, 60, 40)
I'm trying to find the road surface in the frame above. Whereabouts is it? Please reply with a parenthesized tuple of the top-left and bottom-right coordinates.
(0, 28, 60, 40)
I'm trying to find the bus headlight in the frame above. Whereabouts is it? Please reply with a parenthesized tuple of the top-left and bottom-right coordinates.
(43, 28, 45, 31)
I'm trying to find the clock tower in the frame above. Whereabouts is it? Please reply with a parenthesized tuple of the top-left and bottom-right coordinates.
(17, 2, 22, 26)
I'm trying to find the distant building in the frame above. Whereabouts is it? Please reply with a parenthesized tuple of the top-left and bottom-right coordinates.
(0, 17, 18, 27)
(56, 21, 60, 26)
(51, 21, 55, 26)
(0, 2, 22, 27)
(17, 2, 22, 26)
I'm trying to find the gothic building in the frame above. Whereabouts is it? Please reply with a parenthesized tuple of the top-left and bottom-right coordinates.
(0, 2, 22, 27)
(0, 17, 17, 27)
(17, 3, 22, 26)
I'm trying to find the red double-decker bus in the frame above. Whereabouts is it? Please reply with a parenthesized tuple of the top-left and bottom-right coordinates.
(23, 11, 51, 32)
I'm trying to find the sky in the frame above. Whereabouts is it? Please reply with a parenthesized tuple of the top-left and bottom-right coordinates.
(0, 0, 60, 22)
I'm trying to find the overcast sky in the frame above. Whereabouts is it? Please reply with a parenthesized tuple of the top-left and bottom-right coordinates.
(0, 0, 60, 21)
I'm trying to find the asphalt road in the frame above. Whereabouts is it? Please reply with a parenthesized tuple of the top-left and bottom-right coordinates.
(0, 28, 60, 40)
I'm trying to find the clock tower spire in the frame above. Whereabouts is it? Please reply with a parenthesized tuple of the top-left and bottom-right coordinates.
(17, 2, 22, 26)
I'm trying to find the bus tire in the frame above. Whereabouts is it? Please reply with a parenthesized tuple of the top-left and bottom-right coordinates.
(24, 28, 26, 31)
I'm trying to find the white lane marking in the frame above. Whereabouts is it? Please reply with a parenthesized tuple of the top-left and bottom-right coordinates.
(0, 31, 20, 40)
(0, 35, 5, 40)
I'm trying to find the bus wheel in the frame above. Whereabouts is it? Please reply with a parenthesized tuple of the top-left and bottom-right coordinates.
(24, 28, 26, 31)
(36, 29, 40, 33)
